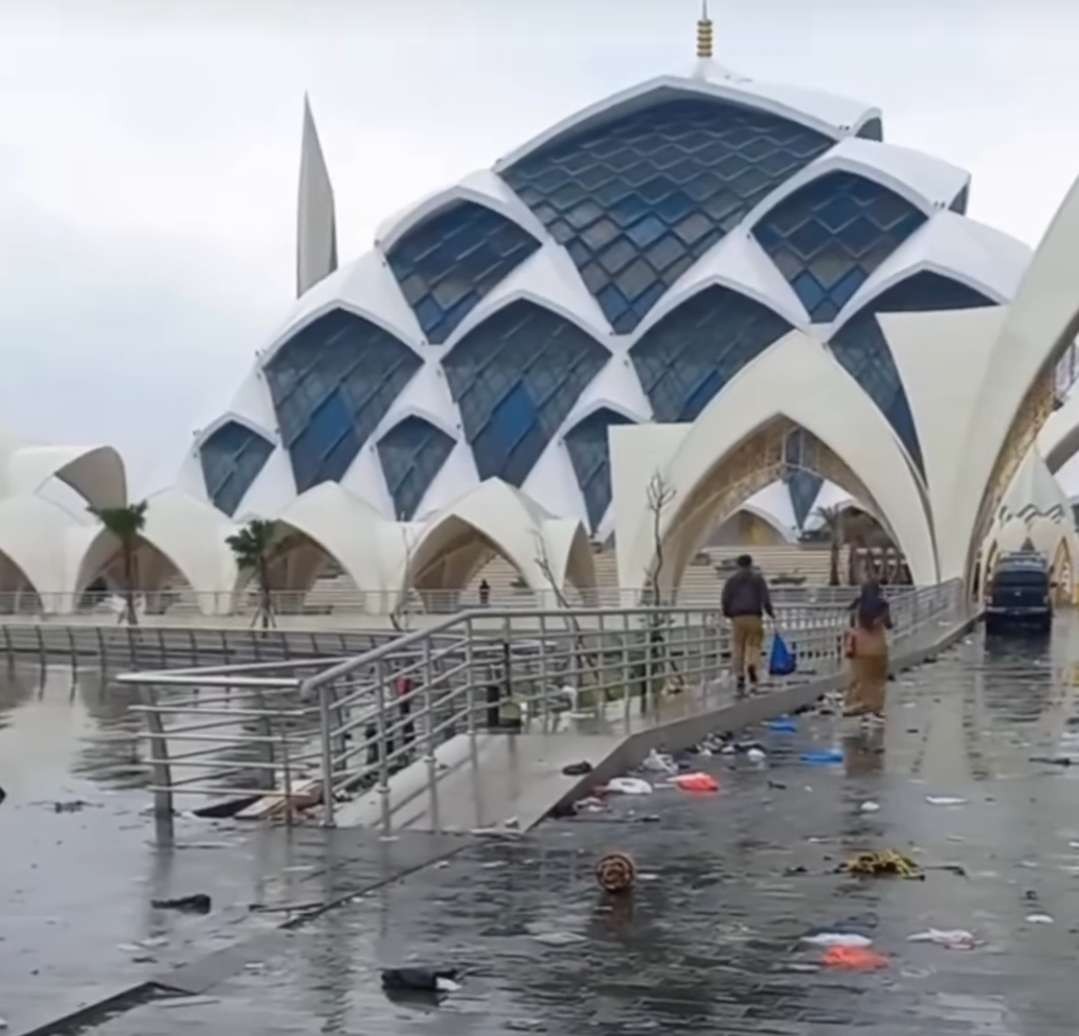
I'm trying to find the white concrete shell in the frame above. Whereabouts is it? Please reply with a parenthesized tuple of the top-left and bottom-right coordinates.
(611, 330, 936, 591)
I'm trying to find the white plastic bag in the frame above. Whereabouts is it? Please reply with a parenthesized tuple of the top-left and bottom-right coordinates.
(605, 777, 654, 796)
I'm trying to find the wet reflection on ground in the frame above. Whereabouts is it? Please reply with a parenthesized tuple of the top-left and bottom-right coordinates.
(6, 618, 1079, 1034)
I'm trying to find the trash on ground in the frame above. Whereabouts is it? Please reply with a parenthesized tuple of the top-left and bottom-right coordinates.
(673, 772, 719, 793)
(801, 750, 844, 765)
(1029, 756, 1072, 767)
(768, 717, 798, 733)
(746, 748, 767, 764)
(561, 761, 593, 777)
(530, 929, 587, 946)
(505, 1021, 547, 1033)
(801, 932, 873, 948)
(925, 796, 968, 806)
(157, 997, 222, 1010)
(907, 928, 976, 950)
(822, 945, 889, 970)
(595, 851, 636, 893)
(839, 849, 922, 880)
(641, 749, 677, 774)
(573, 796, 607, 813)
(151, 893, 211, 914)
(381, 967, 461, 992)
(768, 780, 787, 790)
(1026, 913, 1054, 924)
(53, 800, 94, 813)
(860, 801, 881, 813)
(605, 777, 653, 796)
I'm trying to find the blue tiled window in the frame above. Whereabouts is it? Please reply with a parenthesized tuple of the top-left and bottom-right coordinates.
(856, 117, 884, 142)
(387, 201, 540, 344)
(753, 172, 927, 322)
(442, 301, 608, 487)
(264, 309, 422, 493)
(564, 408, 632, 532)
(377, 416, 454, 520)
(829, 272, 996, 475)
(199, 421, 273, 517)
(782, 428, 823, 529)
(502, 94, 832, 333)
(630, 285, 792, 422)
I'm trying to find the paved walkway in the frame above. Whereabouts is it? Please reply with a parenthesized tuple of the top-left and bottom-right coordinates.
(8, 614, 1079, 1034)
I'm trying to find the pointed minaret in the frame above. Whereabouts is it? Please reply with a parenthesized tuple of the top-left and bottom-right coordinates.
(696, 1, 714, 59)
(296, 94, 338, 297)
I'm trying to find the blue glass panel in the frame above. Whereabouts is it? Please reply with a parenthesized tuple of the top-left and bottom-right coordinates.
(782, 428, 822, 529)
(753, 172, 927, 323)
(856, 117, 884, 142)
(264, 309, 421, 492)
(629, 285, 792, 422)
(564, 408, 633, 532)
(829, 271, 997, 476)
(377, 416, 454, 520)
(442, 301, 608, 486)
(199, 421, 274, 517)
(502, 94, 832, 332)
(387, 201, 540, 344)
(950, 183, 970, 215)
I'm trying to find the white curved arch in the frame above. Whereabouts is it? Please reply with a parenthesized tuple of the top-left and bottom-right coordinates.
(2, 444, 127, 511)
(494, 73, 863, 172)
(613, 329, 937, 589)
(272, 482, 409, 601)
(375, 169, 549, 254)
(1037, 387, 1079, 474)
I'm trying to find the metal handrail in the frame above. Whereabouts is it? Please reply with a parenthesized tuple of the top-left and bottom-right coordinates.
(117, 581, 964, 835)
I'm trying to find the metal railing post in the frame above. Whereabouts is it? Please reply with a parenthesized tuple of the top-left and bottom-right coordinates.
(465, 616, 477, 756)
(316, 678, 336, 828)
(375, 657, 391, 834)
(423, 635, 440, 831)
(538, 613, 549, 733)
(142, 684, 174, 840)
(622, 612, 632, 731)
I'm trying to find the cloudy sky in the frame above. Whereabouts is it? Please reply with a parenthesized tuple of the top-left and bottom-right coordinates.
(2, 0, 1077, 494)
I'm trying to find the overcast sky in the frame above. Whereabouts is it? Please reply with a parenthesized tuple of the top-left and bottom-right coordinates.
(2, 0, 1077, 494)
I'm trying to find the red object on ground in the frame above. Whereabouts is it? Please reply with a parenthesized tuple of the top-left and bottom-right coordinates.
(673, 772, 719, 792)
(822, 945, 889, 970)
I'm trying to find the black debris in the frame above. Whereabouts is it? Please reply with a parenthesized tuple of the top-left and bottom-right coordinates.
(152, 894, 212, 914)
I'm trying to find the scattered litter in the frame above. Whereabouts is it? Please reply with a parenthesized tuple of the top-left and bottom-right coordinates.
(641, 749, 677, 774)
(720, 744, 736, 756)
(1026, 913, 1055, 925)
(0, 1017, 7, 1030)
(381, 967, 460, 992)
(927, 863, 968, 878)
(151, 894, 211, 914)
(173, 842, 232, 851)
(925, 796, 968, 807)
(859, 801, 881, 813)
(735, 740, 765, 754)
(767, 780, 787, 790)
(531, 930, 587, 947)
(839, 849, 922, 880)
(672, 772, 719, 793)
(243, 962, 266, 973)
(595, 851, 636, 893)
(436, 976, 461, 992)
(801, 932, 873, 948)
(822, 946, 889, 970)
(504, 817, 519, 829)
(1029, 757, 1072, 767)
(746, 748, 767, 764)
(784, 865, 808, 876)
(605, 777, 653, 796)
(908, 928, 976, 950)
(378, 835, 399, 843)
(157, 997, 222, 1010)
(138, 936, 169, 949)
(117, 942, 143, 954)
(801, 750, 844, 765)
(53, 800, 93, 813)
(480, 861, 507, 869)
(637, 871, 660, 882)
(435, 861, 451, 869)
(768, 717, 798, 733)
(505, 1020, 547, 1033)
(561, 761, 592, 777)
(573, 796, 606, 813)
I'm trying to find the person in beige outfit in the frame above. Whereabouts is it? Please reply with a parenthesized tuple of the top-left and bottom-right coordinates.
(844, 579, 893, 721)
(721, 554, 775, 693)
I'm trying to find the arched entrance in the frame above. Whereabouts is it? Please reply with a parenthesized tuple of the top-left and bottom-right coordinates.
(648, 418, 898, 597)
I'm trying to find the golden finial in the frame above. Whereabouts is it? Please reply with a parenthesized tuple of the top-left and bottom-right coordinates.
(696, 1, 714, 60)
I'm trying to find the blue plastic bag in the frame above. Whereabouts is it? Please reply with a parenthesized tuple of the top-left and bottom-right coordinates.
(769, 633, 797, 676)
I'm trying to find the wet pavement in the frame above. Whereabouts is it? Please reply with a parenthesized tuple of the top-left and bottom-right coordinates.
(5, 617, 1079, 1034)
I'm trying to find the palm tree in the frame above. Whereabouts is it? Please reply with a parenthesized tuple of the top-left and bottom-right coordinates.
(226, 519, 277, 629)
(814, 504, 844, 587)
(89, 501, 148, 625)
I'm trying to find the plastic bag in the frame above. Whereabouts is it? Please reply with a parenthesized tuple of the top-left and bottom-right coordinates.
(605, 777, 653, 796)
(672, 772, 719, 793)
(769, 633, 797, 676)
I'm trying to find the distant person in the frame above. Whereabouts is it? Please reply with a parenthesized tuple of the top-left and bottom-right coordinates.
(721, 554, 774, 694)
(844, 578, 893, 722)
(478, 579, 490, 607)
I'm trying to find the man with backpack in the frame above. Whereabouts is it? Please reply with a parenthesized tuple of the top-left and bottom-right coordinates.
(721, 554, 775, 694)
